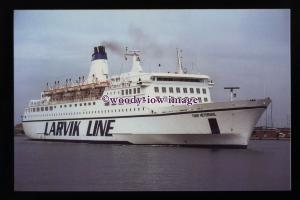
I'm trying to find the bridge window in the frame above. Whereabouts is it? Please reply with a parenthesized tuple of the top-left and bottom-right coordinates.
(198, 97, 202, 103)
(196, 88, 200, 94)
(33, 108, 35, 112)
(75, 104, 77, 107)
(133, 88, 136, 94)
(190, 88, 194, 93)
(41, 107, 44, 111)
(84, 103, 87, 106)
(126, 89, 128, 95)
(154, 87, 159, 93)
(64, 105, 67, 107)
(129, 89, 132, 95)
(204, 97, 208, 102)
(169, 87, 174, 93)
(88, 102, 91, 106)
(162, 87, 166, 93)
(50, 106, 53, 110)
(80, 103, 82, 106)
(69, 104, 72, 107)
(45, 107, 48, 111)
(37, 107, 40, 112)
(202, 88, 206, 94)
(183, 88, 187, 93)
(93, 102, 95, 105)
(137, 88, 140, 93)
(176, 87, 180, 93)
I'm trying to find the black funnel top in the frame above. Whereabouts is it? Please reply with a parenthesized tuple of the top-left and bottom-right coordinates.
(92, 45, 107, 61)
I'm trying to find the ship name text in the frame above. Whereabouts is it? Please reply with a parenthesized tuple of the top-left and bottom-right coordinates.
(43, 120, 115, 137)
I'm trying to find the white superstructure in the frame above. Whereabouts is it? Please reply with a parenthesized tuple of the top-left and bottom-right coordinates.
(22, 45, 271, 148)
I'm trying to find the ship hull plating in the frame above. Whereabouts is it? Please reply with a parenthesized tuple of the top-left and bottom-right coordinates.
(22, 99, 270, 147)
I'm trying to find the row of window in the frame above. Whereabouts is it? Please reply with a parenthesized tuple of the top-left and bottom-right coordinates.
(24, 107, 145, 118)
(107, 87, 141, 96)
(198, 97, 208, 103)
(121, 88, 141, 95)
(27, 101, 97, 113)
(154, 87, 206, 94)
(28, 106, 54, 113)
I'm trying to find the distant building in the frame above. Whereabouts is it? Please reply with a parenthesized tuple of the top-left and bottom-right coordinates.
(251, 127, 290, 140)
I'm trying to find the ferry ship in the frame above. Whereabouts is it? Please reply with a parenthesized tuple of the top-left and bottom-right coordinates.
(22, 45, 271, 148)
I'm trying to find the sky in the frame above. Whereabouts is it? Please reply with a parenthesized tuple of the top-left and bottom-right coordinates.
(14, 9, 291, 127)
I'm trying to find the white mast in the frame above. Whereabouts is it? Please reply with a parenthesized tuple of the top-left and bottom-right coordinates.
(124, 48, 143, 73)
(176, 48, 184, 74)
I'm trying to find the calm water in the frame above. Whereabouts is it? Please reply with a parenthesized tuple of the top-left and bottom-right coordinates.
(14, 136, 291, 191)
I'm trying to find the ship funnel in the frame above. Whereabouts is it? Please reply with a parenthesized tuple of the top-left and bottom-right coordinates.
(88, 45, 109, 83)
(92, 45, 107, 61)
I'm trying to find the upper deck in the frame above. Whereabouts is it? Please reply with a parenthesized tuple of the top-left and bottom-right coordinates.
(26, 45, 214, 108)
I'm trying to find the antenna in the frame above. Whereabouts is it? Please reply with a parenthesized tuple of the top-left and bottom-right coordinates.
(224, 87, 240, 101)
(266, 105, 268, 128)
(124, 46, 128, 60)
(183, 68, 188, 74)
(270, 101, 273, 128)
(176, 48, 184, 74)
